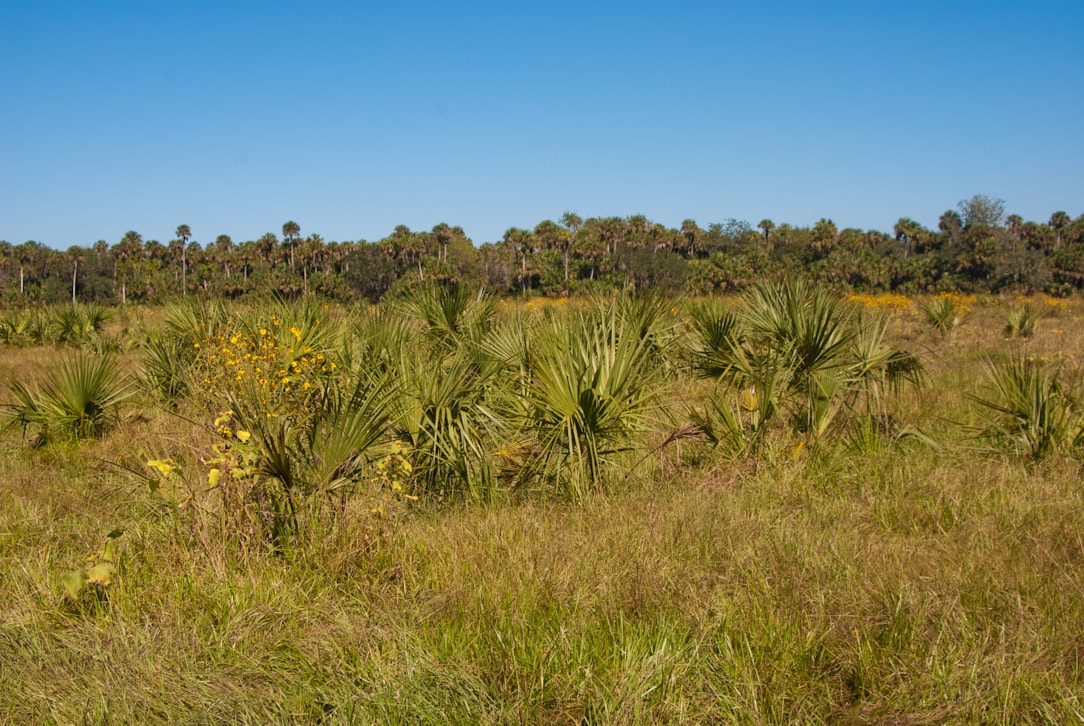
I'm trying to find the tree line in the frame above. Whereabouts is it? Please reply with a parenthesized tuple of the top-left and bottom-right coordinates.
(2, 196, 1083, 306)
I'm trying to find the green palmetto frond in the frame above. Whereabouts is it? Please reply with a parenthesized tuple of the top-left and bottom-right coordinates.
(395, 348, 504, 499)
(47, 305, 89, 345)
(399, 281, 498, 352)
(524, 299, 659, 492)
(138, 330, 195, 403)
(4, 354, 132, 443)
(164, 297, 228, 346)
(688, 281, 924, 452)
(849, 313, 925, 408)
(347, 305, 421, 375)
(743, 278, 855, 385)
(1004, 304, 1040, 339)
(970, 354, 1080, 461)
(305, 370, 397, 493)
(687, 298, 747, 380)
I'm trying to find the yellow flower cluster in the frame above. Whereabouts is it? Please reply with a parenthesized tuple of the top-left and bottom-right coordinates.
(193, 316, 335, 416)
(846, 293, 913, 310)
(1013, 295, 1069, 314)
(931, 292, 975, 316)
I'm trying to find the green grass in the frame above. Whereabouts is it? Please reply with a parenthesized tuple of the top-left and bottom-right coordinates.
(1, 288, 1084, 722)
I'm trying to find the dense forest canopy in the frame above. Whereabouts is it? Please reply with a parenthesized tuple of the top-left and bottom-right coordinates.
(3, 196, 1083, 305)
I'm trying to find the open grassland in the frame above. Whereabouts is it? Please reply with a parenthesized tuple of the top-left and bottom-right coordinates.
(1, 286, 1083, 723)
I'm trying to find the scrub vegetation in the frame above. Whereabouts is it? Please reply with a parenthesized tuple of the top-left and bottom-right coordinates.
(4, 196, 1084, 308)
(2, 281, 1084, 723)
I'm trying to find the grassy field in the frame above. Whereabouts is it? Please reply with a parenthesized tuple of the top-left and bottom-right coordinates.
(1, 286, 1083, 723)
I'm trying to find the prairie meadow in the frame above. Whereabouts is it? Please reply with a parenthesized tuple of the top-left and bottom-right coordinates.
(1, 282, 1083, 723)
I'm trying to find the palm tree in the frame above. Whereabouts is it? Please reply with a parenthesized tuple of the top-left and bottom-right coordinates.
(757, 219, 776, 251)
(176, 224, 191, 295)
(1049, 211, 1071, 249)
(939, 210, 963, 247)
(214, 235, 233, 279)
(503, 227, 533, 293)
(680, 219, 702, 258)
(432, 223, 454, 263)
(298, 234, 325, 294)
(67, 246, 83, 304)
(559, 212, 583, 292)
(113, 231, 144, 304)
(13, 240, 46, 297)
(237, 240, 256, 282)
(256, 233, 279, 267)
(524, 297, 660, 494)
(282, 221, 300, 270)
(894, 218, 930, 256)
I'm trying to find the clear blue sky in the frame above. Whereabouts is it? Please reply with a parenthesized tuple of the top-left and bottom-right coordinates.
(2, 0, 1081, 248)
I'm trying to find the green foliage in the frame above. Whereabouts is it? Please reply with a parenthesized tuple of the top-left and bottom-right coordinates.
(137, 330, 194, 403)
(399, 280, 497, 351)
(133, 299, 230, 403)
(1005, 304, 1040, 338)
(922, 293, 972, 336)
(394, 348, 502, 500)
(689, 280, 924, 456)
(0, 304, 113, 348)
(690, 368, 783, 459)
(163, 296, 229, 345)
(0, 308, 40, 346)
(4, 354, 132, 443)
(970, 354, 1083, 461)
(59, 529, 124, 611)
(686, 297, 745, 378)
(47, 303, 114, 347)
(849, 312, 926, 413)
(522, 296, 661, 494)
(217, 367, 397, 547)
(6, 291, 1084, 721)
(185, 306, 388, 547)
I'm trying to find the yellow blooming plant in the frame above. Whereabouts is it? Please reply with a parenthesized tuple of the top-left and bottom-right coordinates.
(923, 292, 975, 336)
(181, 307, 346, 541)
(192, 309, 338, 428)
(180, 305, 398, 546)
(846, 292, 913, 312)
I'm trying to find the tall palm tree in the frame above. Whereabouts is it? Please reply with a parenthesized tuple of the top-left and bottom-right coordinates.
(256, 233, 279, 268)
(758, 219, 776, 248)
(680, 219, 702, 258)
(176, 224, 191, 295)
(560, 212, 583, 292)
(214, 235, 233, 279)
(283, 220, 300, 270)
(298, 234, 325, 294)
(15, 240, 45, 296)
(66, 246, 83, 304)
(114, 231, 144, 304)
(503, 227, 533, 293)
(237, 240, 256, 282)
(1049, 211, 1071, 249)
(432, 223, 454, 263)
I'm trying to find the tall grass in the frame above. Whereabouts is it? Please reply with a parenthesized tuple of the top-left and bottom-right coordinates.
(2, 287, 1084, 722)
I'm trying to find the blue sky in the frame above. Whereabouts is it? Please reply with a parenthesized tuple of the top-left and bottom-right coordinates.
(2, 1, 1081, 248)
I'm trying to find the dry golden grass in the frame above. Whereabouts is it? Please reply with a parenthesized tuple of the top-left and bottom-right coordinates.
(1, 294, 1083, 722)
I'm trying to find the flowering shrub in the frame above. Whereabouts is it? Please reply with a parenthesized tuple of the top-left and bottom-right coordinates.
(182, 308, 387, 549)
(193, 313, 337, 422)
